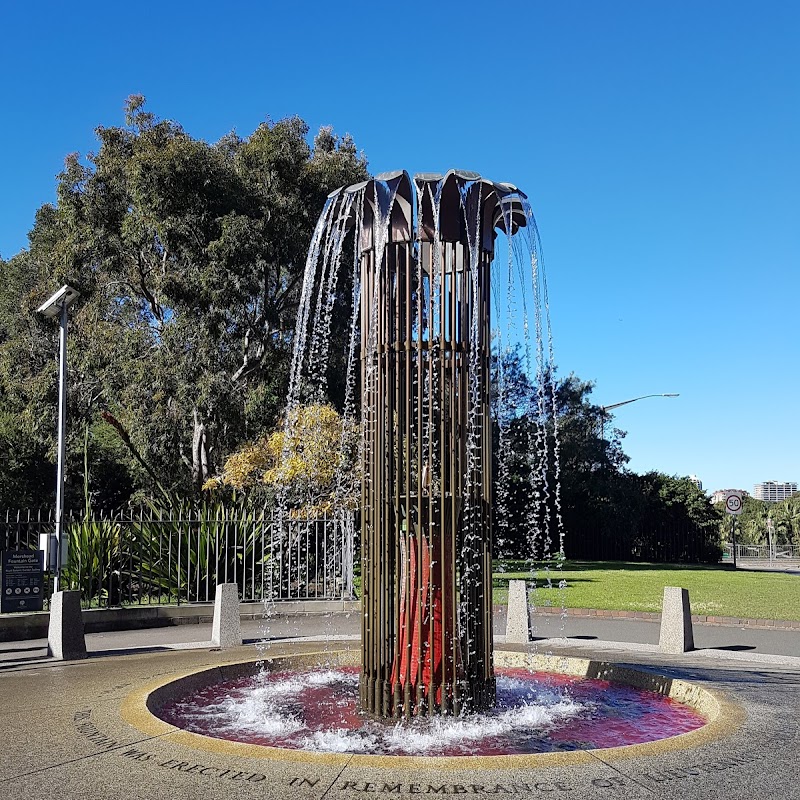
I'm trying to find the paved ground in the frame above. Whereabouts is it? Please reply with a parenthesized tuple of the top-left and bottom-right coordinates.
(728, 560, 800, 574)
(3, 607, 799, 668)
(1, 611, 799, 799)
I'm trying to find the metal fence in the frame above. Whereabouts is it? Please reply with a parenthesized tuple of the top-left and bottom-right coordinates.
(721, 541, 800, 564)
(1, 507, 355, 609)
(565, 518, 721, 564)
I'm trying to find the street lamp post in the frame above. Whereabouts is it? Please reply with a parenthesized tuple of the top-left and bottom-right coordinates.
(599, 393, 680, 466)
(36, 285, 81, 593)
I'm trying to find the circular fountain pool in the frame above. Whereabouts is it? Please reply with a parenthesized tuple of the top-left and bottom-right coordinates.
(150, 660, 708, 757)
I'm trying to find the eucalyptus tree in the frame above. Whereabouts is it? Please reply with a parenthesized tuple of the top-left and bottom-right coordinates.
(0, 97, 368, 506)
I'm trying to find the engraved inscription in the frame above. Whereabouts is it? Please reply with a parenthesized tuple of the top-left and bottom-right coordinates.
(72, 709, 121, 750)
(118, 748, 267, 782)
(591, 778, 628, 788)
(637, 751, 768, 785)
(335, 782, 576, 794)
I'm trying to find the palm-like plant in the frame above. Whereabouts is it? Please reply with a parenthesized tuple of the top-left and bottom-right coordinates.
(773, 497, 800, 548)
(122, 495, 271, 603)
(61, 427, 124, 606)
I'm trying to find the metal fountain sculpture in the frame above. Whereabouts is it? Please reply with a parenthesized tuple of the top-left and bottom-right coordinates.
(149, 172, 715, 763)
(289, 169, 536, 720)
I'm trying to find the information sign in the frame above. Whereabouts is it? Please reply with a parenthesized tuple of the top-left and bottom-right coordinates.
(1, 550, 44, 613)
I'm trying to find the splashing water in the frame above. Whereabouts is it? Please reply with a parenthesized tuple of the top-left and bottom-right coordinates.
(156, 667, 706, 756)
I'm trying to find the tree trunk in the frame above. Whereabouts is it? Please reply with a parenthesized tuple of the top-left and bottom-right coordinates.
(192, 409, 210, 493)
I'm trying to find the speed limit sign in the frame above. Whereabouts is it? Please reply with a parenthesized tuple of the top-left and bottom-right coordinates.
(724, 491, 743, 515)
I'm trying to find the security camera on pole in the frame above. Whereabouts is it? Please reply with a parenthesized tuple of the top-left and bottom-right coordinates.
(723, 490, 743, 568)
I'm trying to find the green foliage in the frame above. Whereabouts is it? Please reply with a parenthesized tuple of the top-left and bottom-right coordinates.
(491, 354, 721, 563)
(627, 472, 722, 562)
(772, 494, 800, 546)
(59, 495, 274, 606)
(0, 407, 54, 507)
(63, 515, 122, 605)
(0, 97, 368, 508)
(129, 495, 268, 603)
(730, 493, 800, 547)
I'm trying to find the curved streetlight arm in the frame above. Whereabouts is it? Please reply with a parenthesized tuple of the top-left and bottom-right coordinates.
(598, 393, 679, 472)
(600, 393, 679, 414)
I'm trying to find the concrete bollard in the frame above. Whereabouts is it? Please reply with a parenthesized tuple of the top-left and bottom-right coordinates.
(211, 583, 242, 648)
(47, 590, 87, 660)
(505, 579, 532, 643)
(659, 586, 694, 654)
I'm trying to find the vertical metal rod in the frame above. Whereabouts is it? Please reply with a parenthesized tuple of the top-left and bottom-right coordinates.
(305, 518, 310, 599)
(452, 243, 462, 713)
(356, 175, 497, 717)
(401, 241, 412, 711)
(267, 508, 273, 601)
(195, 511, 201, 601)
(137, 506, 143, 606)
(446, 244, 455, 712)
(176, 507, 182, 606)
(382, 242, 388, 712)
(53, 302, 68, 593)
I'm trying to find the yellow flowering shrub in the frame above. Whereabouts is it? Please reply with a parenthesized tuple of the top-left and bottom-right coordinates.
(208, 404, 359, 514)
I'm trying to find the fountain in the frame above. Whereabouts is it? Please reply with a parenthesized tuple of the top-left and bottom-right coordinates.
(135, 170, 720, 759)
(355, 170, 507, 718)
(4, 168, 770, 800)
(288, 169, 556, 719)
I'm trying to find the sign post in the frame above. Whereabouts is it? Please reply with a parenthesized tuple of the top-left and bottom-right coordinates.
(724, 491, 743, 568)
(1, 550, 45, 613)
(766, 517, 775, 563)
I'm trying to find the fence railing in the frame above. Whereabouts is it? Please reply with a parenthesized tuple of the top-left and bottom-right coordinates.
(566, 518, 721, 563)
(1, 507, 355, 609)
(721, 542, 800, 563)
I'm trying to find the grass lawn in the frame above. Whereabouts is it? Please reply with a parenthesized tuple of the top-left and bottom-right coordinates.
(492, 561, 800, 621)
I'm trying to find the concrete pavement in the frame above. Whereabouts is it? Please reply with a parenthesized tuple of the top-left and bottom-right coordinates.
(0, 622, 799, 800)
(3, 605, 799, 671)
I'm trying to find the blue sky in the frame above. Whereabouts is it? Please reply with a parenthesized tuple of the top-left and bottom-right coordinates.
(1, 0, 798, 494)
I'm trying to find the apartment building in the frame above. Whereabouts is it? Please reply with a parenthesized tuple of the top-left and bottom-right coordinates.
(752, 481, 798, 502)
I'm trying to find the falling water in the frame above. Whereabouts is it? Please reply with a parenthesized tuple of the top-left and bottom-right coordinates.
(280, 170, 564, 695)
(154, 170, 715, 753)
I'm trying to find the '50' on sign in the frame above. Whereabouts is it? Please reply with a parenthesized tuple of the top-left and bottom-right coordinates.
(725, 491, 743, 515)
